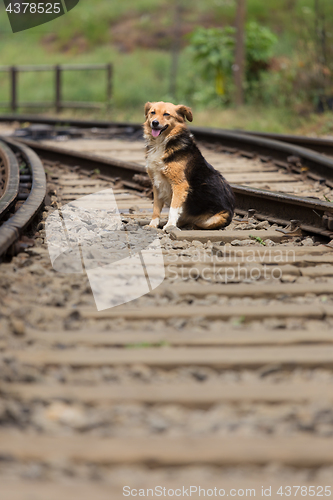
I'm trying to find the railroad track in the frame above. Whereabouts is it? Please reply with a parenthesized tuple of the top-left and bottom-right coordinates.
(0, 137, 46, 257)
(3, 127, 333, 238)
(0, 118, 333, 499)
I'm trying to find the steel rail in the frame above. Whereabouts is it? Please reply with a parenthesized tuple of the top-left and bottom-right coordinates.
(0, 114, 135, 130)
(16, 138, 146, 182)
(0, 140, 20, 220)
(233, 185, 333, 239)
(0, 138, 46, 258)
(236, 130, 333, 156)
(190, 127, 333, 184)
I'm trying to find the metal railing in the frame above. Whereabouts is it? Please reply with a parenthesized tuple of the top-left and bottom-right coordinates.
(0, 63, 113, 113)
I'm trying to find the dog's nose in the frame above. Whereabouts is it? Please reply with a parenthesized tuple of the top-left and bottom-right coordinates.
(152, 120, 159, 127)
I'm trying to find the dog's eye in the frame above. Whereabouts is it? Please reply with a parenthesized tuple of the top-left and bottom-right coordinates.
(163, 113, 170, 117)
(150, 111, 155, 115)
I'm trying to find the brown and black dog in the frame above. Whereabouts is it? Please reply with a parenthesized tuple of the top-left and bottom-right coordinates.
(144, 101, 235, 231)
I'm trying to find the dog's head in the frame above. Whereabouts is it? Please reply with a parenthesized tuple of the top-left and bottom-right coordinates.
(144, 101, 193, 140)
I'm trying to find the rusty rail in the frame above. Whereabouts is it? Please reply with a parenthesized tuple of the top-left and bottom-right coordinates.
(0, 138, 46, 258)
(0, 140, 20, 220)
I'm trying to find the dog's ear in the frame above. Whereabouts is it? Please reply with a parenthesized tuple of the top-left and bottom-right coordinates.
(176, 105, 193, 122)
(144, 102, 152, 117)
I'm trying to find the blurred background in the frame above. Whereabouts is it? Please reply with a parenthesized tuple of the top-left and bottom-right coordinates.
(0, 0, 333, 133)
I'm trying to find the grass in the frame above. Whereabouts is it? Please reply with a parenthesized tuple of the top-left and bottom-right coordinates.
(0, 43, 171, 110)
(0, 39, 317, 133)
(1, 0, 331, 52)
(117, 107, 333, 135)
(1, 0, 333, 135)
(1, 100, 328, 136)
(1, 0, 330, 46)
(249, 235, 266, 246)
(0, 36, 331, 135)
(125, 341, 169, 349)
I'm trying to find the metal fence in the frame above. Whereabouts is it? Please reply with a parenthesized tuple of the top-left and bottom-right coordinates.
(0, 63, 113, 113)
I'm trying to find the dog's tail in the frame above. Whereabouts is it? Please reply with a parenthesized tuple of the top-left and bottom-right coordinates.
(194, 211, 232, 230)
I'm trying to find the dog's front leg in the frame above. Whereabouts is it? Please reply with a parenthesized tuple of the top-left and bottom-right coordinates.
(164, 181, 188, 231)
(149, 186, 164, 228)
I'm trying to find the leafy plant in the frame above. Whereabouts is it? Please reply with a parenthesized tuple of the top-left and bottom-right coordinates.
(125, 341, 169, 349)
(188, 22, 278, 101)
(188, 26, 236, 97)
(245, 21, 278, 83)
(249, 234, 266, 246)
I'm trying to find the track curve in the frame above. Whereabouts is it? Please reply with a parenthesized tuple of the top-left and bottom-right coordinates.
(0, 137, 46, 257)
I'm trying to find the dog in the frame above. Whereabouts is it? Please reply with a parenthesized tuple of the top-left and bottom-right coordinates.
(143, 101, 235, 231)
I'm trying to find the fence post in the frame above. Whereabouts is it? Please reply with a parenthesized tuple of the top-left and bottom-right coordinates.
(55, 65, 62, 113)
(10, 66, 18, 112)
(106, 63, 112, 110)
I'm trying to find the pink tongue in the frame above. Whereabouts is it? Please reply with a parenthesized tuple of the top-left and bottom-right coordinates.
(152, 129, 161, 138)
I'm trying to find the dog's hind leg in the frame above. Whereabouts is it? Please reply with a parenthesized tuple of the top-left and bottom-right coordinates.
(194, 211, 232, 229)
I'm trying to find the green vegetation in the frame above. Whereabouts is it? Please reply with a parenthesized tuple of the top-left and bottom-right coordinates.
(249, 235, 266, 246)
(0, 42, 171, 116)
(0, 0, 333, 134)
(187, 22, 277, 104)
(125, 341, 169, 349)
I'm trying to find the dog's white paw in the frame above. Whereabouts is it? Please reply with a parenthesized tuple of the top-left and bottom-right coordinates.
(149, 219, 159, 229)
(163, 224, 180, 233)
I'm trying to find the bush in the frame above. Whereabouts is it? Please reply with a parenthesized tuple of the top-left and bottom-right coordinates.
(187, 22, 278, 104)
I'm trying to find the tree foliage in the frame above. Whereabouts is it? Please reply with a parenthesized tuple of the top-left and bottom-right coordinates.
(188, 22, 278, 98)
